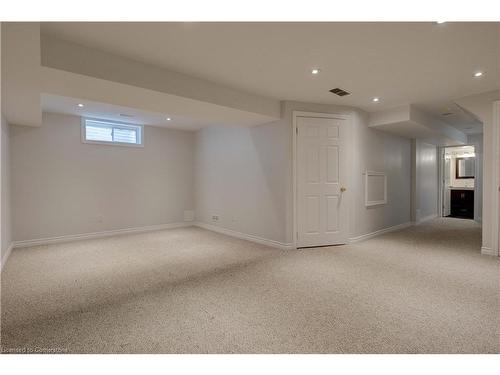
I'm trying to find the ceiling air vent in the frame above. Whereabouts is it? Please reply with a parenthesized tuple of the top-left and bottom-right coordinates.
(329, 88, 350, 97)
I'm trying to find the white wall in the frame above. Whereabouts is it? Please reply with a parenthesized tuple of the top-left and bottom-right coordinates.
(414, 140, 438, 222)
(10, 112, 195, 242)
(1, 114, 12, 266)
(195, 101, 412, 245)
(194, 122, 287, 243)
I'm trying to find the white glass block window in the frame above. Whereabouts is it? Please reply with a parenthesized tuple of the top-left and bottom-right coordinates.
(82, 118, 143, 147)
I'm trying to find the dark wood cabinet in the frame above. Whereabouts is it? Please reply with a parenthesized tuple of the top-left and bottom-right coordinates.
(450, 189, 474, 219)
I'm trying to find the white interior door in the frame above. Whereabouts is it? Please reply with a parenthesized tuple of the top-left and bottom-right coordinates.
(296, 116, 349, 248)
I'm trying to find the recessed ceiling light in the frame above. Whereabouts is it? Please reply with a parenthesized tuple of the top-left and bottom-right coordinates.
(473, 71, 483, 77)
(77, 103, 84, 108)
(372, 97, 380, 102)
(436, 21, 446, 24)
(311, 68, 320, 75)
(166, 117, 172, 121)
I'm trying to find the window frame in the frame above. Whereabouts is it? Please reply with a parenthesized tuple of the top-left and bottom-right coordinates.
(81, 117, 144, 148)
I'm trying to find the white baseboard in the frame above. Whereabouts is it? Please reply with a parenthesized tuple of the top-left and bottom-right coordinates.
(1, 242, 14, 272)
(12, 222, 192, 249)
(348, 222, 413, 244)
(196, 220, 414, 248)
(415, 214, 438, 225)
(481, 246, 498, 256)
(193, 222, 294, 250)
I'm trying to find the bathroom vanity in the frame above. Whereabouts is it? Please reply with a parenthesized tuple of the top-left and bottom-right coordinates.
(450, 188, 474, 219)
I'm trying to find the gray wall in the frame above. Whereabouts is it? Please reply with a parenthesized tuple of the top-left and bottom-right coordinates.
(1, 114, 12, 266)
(195, 101, 412, 244)
(349, 110, 412, 238)
(194, 123, 287, 243)
(9, 106, 413, 247)
(414, 140, 438, 221)
(10, 112, 195, 241)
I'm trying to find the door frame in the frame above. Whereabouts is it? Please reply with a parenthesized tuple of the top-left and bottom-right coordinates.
(292, 111, 353, 249)
(492, 101, 500, 256)
(437, 146, 445, 218)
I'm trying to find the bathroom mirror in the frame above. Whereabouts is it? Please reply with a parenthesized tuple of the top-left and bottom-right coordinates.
(456, 157, 475, 179)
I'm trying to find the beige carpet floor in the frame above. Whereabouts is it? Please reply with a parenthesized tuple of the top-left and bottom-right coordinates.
(1, 218, 499, 353)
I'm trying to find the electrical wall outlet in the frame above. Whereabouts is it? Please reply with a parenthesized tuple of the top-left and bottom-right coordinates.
(212, 215, 219, 221)
(184, 210, 195, 222)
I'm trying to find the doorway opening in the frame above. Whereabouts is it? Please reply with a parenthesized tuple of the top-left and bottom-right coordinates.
(440, 145, 476, 220)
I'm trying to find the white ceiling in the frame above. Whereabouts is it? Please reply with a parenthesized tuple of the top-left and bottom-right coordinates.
(414, 100, 483, 134)
(41, 22, 500, 114)
(41, 94, 208, 130)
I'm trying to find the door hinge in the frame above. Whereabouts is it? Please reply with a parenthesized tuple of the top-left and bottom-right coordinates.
(296, 127, 298, 135)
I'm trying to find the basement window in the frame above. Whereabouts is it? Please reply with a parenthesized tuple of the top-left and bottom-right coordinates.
(81, 118, 143, 147)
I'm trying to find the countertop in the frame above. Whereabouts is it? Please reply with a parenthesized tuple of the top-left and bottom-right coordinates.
(448, 187, 474, 191)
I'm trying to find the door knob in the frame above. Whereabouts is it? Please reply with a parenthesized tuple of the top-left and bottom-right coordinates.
(340, 187, 347, 192)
